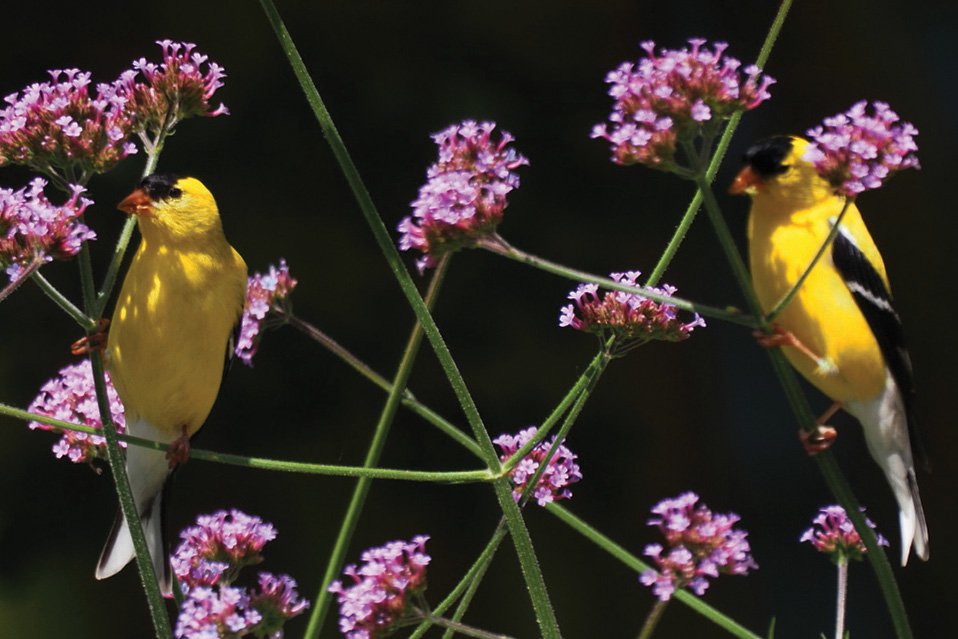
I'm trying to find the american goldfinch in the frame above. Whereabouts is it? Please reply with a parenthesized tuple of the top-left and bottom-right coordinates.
(731, 136, 929, 565)
(96, 174, 247, 591)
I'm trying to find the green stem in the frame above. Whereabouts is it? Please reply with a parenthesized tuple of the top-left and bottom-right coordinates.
(765, 198, 852, 321)
(478, 235, 757, 328)
(27, 271, 96, 329)
(0, 256, 44, 305)
(637, 599, 670, 639)
(284, 312, 484, 460)
(835, 560, 848, 639)
(418, 611, 514, 639)
(547, 504, 763, 639)
(303, 256, 448, 639)
(259, 4, 561, 635)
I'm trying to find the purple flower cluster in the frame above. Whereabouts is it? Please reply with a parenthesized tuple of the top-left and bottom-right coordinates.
(172, 510, 307, 639)
(117, 40, 229, 139)
(235, 260, 297, 366)
(800, 505, 888, 564)
(398, 120, 529, 272)
(493, 426, 583, 506)
(0, 177, 94, 281)
(592, 39, 775, 169)
(27, 360, 125, 464)
(639, 492, 757, 601)
(803, 100, 919, 196)
(559, 271, 704, 351)
(328, 536, 431, 639)
(0, 68, 137, 179)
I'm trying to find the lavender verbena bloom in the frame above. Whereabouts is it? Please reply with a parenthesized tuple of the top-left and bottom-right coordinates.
(493, 426, 583, 506)
(592, 38, 775, 169)
(639, 492, 757, 601)
(328, 535, 431, 639)
(804, 100, 919, 196)
(27, 360, 125, 464)
(235, 260, 297, 366)
(249, 573, 310, 634)
(398, 120, 529, 272)
(117, 40, 229, 139)
(0, 177, 94, 281)
(172, 510, 278, 591)
(0, 68, 137, 178)
(175, 585, 263, 639)
(559, 270, 704, 353)
(800, 505, 889, 564)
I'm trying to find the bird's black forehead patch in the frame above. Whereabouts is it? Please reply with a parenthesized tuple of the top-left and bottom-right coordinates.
(742, 136, 793, 178)
(140, 173, 183, 201)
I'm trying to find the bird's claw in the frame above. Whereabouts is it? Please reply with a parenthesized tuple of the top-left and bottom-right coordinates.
(71, 319, 110, 356)
(799, 425, 837, 455)
(755, 324, 837, 375)
(814, 356, 839, 376)
(166, 430, 191, 469)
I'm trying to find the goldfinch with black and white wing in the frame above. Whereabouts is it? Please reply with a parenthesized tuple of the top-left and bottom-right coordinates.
(96, 174, 247, 591)
(731, 135, 929, 565)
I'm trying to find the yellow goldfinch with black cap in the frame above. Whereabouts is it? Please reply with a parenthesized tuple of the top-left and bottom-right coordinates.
(731, 134, 929, 565)
(96, 174, 247, 591)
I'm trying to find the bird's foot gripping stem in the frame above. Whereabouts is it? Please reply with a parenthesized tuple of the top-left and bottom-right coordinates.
(71, 319, 110, 356)
(166, 427, 191, 469)
(799, 401, 842, 455)
(753, 324, 837, 375)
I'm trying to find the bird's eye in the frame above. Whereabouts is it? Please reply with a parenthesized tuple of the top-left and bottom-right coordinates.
(168, 187, 182, 199)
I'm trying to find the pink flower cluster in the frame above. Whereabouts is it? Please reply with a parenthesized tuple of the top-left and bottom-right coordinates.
(804, 100, 919, 196)
(172, 510, 308, 639)
(0, 69, 137, 179)
(398, 120, 529, 272)
(559, 271, 704, 352)
(1, 177, 94, 281)
(27, 360, 125, 464)
(235, 260, 297, 366)
(328, 536, 431, 639)
(800, 505, 888, 564)
(592, 38, 775, 169)
(639, 492, 757, 601)
(493, 426, 583, 506)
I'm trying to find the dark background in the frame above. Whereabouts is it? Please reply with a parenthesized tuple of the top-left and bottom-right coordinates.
(1, 2, 955, 637)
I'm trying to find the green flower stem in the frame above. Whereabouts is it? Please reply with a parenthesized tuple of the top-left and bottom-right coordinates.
(547, 504, 763, 639)
(259, 4, 561, 635)
(477, 235, 756, 329)
(637, 599, 670, 639)
(0, 256, 44, 305)
(417, 612, 514, 639)
(693, 174, 913, 639)
(304, 256, 448, 638)
(283, 312, 484, 460)
(501, 348, 607, 475)
(409, 522, 509, 639)
(835, 560, 848, 639)
(765, 198, 852, 321)
(29, 271, 96, 329)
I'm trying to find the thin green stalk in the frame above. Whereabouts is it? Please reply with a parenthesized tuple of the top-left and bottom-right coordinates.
(547, 504, 763, 639)
(29, 271, 96, 329)
(259, 4, 561, 635)
(0, 257, 44, 305)
(304, 256, 449, 638)
(478, 235, 757, 329)
(694, 175, 913, 638)
(284, 312, 484, 460)
(637, 599, 669, 639)
(765, 198, 852, 321)
(418, 612, 514, 639)
(835, 560, 848, 639)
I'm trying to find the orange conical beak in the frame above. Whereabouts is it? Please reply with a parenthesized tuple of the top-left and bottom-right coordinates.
(728, 166, 762, 196)
(117, 187, 153, 216)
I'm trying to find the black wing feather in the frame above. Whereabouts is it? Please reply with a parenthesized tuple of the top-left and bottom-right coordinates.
(831, 227, 928, 469)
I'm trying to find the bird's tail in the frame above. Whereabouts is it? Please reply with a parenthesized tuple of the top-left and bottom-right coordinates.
(94, 420, 172, 595)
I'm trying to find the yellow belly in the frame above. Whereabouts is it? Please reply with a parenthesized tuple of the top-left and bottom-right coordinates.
(107, 242, 246, 436)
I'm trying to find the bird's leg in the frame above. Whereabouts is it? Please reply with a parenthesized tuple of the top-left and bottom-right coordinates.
(71, 319, 110, 356)
(799, 401, 841, 455)
(166, 425, 191, 469)
(753, 323, 837, 375)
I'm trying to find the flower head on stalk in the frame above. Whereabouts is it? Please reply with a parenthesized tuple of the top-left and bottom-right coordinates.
(398, 120, 529, 272)
(0, 68, 138, 182)
(803, 100, 919, 196)
(592, 38, 774, 171)
(639, 492, 757, 601)
(27, 360, 125, 465)
(328, 535, 431, 639)
(0, 177, 94, 283)
(493, 426, 583, 506)
(559, 270, 704, 355)
(801, 505, 889, 565)
(235, 260, 297, 366)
